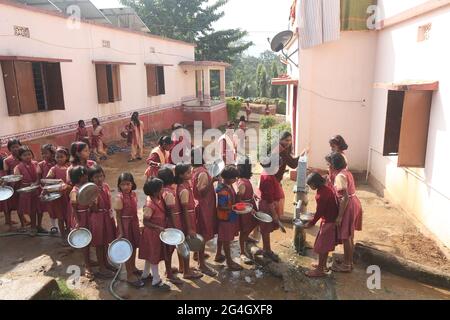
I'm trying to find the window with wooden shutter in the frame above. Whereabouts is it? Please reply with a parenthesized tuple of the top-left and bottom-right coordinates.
(377, 81, 437, 168)
(157, 66, 165, 95)
(1, 57, 68, 115)
(146, 65, 157, 97)
(14, 61, 38, 114)
(112, 64, 121, 101)
(95, 64, 109, 104)
(44, 62, 65, 110)
(1, 61, 21, 116)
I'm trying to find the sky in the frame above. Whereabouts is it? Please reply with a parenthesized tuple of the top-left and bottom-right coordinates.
(90, 0, 294, 57)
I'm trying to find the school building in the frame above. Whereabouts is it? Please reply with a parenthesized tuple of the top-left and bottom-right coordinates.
(277, 0, 450, 248)
(0, 0, 229, 153)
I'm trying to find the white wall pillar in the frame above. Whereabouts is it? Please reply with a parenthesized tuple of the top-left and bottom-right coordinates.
(196, 70, 203, 101)
(203, 68, 211, 105)
(219, 68, 226, 101)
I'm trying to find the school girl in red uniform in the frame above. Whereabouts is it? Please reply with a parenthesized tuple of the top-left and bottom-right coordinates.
(304, 173, 339, 278)
(158, 166, 186, 284)
(3, 139, 23, 229)
(145, 136, 173, 179)
(38, 144, 56, 230)
(191, 148, 218, 277)
(330, 152, 362, 273)
(258, 157, 282, 263)
(175, 163, 203, 280)
(216, 165, 242, 271)
(14, 146, 44, 235)
(139, 177, 171, 290)
(75, 120, 90, 146)
(236, 157, 259, 264)
(67, 142, 97, 184)
(46, 147, 71, 241)
(91, 118, 108, 161)
(69, 166, 94, 278)
(113, 172, 144, 287)
(88, 165, 117, 279)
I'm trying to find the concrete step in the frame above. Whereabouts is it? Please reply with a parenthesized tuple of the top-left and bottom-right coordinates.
(0, 276, 59, 300)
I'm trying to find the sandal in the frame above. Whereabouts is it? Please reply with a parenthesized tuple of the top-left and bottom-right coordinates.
(152, 280, 171, 291)
(199, 267, 217, 277)
(226, 262, 243, 271)
(331, 263, 352, 273)
(127, 279, 145, 288)
(95, 270, 115, 280)
(141, 275, 153, 284)
(167, 276, 184, 285)
(50, 227, 59, 235)
(136, 157, 142, 161)
(263, 251, 280, 263)
(183, 271, 203, 280)
(193, 252, 211, 261)
(37, 227, 48, 234)
(128, 159, 135, 162)
(311, 263, 330, 272)
(214, 254, 226, 263)
(240, 254, 254, 265)
(305, 269, 327, 278)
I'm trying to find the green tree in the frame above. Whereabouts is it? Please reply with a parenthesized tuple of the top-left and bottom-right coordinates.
(270, 61, 279, 98)
(256, 64, 268, 98)
(121, 0, 252, 63)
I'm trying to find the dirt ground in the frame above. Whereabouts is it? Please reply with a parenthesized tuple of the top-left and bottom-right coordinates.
(1, 115, 449, 300)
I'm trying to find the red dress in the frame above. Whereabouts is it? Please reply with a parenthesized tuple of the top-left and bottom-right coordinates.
(139, 197, 166, 264)
(16, 161, 40, 217)
(89, 183, 116, 246)
(38, 160, 56, 214)
(216, 183, 240, 242)
(258, 173, 282, 235)
(192, 167, 217, 242)
(176, 182, 197, 235)
(48, 164, 70, 223)
(75, 127, 90, 145)
(70, 185, 90, 228)
(119, 192, 140, 248)
(162, 185, 183, 255)
(162, 186, 183, 230)
(4, 155, 21, 211)
(335, 169, 362, 241)
(310, 185, 339, 254)
(237, 178, 258, 234)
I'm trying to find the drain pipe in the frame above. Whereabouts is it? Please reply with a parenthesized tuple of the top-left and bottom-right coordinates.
(109, 264, 125, 300)
(0, 232, 60, 238)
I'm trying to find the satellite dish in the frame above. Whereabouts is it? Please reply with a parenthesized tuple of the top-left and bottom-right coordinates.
(270, 30, 294, 52)
(268, 30, 298, 68)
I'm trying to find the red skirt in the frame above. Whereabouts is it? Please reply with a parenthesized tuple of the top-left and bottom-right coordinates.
(314, 222, 337, 254)
(0, 200, 6, 213)
(18, 191, 40, 216)
(121, 216, 140, 248)
(138, 226, 165, 264)
(217, 214, 239, 242)
(89, 211, 116, 247)
(167, 213, 184, 230)
(275, 180, 285, 200)
(258, 200, 279, 235)
(336, 199, 356, 242)
(239, 213, 258, 234)
(48, 193, 69, 222)
(196, 204, 217, 242)
(6, 183, 20, 212)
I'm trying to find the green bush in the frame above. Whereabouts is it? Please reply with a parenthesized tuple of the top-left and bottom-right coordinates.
(275, 121, 291, 133)
(277, 100, 286, 115)
(226, 98, 242, 121)
(260, 115, 277, 129)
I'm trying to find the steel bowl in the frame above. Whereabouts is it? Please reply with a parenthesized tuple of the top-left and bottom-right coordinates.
(1, 175, 23, 183)
(108, 238, 133, 264)
(232, 203, 253, 215)
(185, 234, 205, 252)
(43, 183, 63, 193)
(160, 228, 185, 246)
(41, 193, 62, 202)
(77, 182, 99, 206)
(207, 159, 225, 178)
(41, 178, 63, 185)
(67, 228, 92, 249)
(176, 241, 190, 259)
(0, 186, 14, 201)
(253, 212, 273, 223)
(17, 185, 40, 193)
(299, 212, 315, 222)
